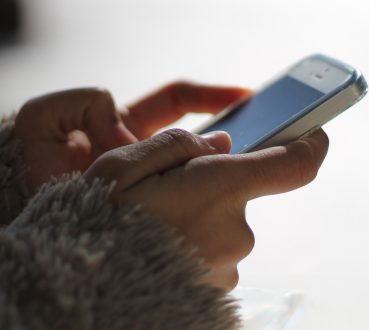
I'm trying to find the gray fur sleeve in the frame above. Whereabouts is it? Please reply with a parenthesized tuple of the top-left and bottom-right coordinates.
(0, 174, 241, 330)
(0, 114, 29, 226)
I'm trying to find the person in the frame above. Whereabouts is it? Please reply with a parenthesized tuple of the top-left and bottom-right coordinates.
(0, 82, 329, 329)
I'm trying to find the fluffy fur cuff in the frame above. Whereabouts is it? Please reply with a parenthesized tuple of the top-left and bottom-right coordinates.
(0, 113, 29, 226)
(0, 174, 241, 329)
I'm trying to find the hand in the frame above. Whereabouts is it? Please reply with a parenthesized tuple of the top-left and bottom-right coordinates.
(14, 83, 249, 193)
(83, 128, 329, 290)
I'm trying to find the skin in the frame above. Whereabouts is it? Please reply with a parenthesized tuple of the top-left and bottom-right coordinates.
(14, 82, 248, 193)
(14, 82, 329, 290)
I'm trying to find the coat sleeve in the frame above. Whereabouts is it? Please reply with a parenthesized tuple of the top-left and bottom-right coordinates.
(0, 113, 30, 226)
(0, 117, 242, 329)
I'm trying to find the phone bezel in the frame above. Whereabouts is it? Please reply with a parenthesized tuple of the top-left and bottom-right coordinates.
(196, 54, 368, 153)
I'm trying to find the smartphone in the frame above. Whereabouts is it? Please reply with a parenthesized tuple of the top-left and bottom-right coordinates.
(197, 54, 368, 153)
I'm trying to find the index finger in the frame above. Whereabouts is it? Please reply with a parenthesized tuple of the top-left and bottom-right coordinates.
(122, 81, 251, 139)
(188, 129, 329, 202)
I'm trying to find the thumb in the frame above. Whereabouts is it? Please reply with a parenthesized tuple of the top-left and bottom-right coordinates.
(85, 129, 231, 190)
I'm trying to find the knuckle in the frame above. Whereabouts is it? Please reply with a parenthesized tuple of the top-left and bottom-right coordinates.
(238, 223, 255, 259)
(228, 222, 255, 262)
(16, 98, 44, 131)
(206, 218, 255, 268)
(165, 81, 193, 96)
(164, 81, 197, 115)
(89, 88, 115, 108)
(159, 128, 204, 157)
(18, 98, 39, 118)
(224, 270, 239, 291)
(160, 128, 194, 145)
(86, 88, 118, 123)
(16, 107, 29, 125)
(19, 100, 31, 114)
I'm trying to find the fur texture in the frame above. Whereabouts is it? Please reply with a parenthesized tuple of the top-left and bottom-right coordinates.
(0, 113, 29, 226)
(0, 115, 242, 329)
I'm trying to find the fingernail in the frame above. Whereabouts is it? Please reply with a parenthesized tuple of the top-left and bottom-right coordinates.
(201, 131, 232, 153)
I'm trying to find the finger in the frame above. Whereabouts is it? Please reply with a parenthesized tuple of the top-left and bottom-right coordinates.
(86, 129, 231, 192)
(17, 88, 137, 151)
(188, 129, 329, 201)
(122, 81, 251, 139)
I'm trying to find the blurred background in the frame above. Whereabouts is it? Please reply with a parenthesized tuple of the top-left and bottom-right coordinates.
(1, 0, 368, 329)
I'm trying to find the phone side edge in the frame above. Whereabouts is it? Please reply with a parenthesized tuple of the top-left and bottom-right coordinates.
(244, 73, 368, 153)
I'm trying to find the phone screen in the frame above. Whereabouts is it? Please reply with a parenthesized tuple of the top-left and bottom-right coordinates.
(200, 76, 325, 153)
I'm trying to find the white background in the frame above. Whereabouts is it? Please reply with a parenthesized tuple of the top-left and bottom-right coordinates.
(1, 1, 369, 328)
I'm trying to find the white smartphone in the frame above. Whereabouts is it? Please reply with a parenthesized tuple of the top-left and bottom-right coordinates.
(197, 54, 368, 153)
